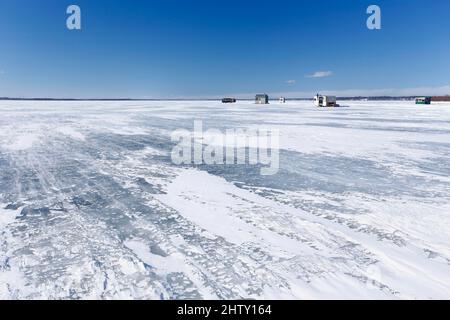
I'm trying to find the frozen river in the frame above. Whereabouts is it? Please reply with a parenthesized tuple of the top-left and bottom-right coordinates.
(0, 100, 449, 299)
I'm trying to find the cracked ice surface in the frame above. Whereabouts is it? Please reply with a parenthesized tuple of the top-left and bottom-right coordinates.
(0, 100, 450, 299)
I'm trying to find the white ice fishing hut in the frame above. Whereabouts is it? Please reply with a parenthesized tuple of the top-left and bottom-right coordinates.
(314, 94, 337, 107)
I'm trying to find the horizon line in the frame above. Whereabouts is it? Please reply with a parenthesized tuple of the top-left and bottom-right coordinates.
(1, 95, 449, 102)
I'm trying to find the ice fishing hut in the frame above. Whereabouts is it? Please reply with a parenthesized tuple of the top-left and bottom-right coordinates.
(415, 97, 432, 105)
(314, 94, 337, 107)
(255, 94, 269, 104)
(279, 97, 286, 103)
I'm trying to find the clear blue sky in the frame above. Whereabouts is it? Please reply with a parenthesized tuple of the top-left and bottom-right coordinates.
(0, 0, 449, 98)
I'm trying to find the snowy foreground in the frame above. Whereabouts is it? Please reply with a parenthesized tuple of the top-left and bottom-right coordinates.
(0, 100, 450, 300)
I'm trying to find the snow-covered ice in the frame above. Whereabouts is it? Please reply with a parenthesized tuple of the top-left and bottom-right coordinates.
(0, 100, 449, 299)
